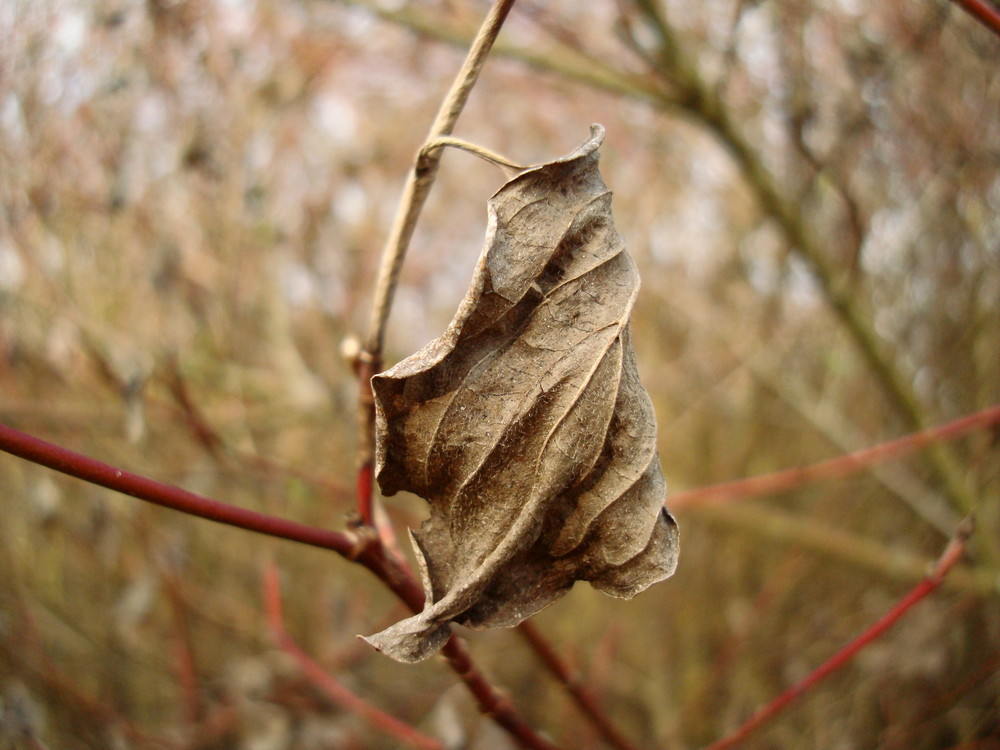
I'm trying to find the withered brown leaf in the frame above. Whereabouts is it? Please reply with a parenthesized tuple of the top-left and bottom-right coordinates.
(364, 125, 679, 663)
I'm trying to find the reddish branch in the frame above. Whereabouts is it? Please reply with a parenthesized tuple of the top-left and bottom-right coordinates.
(263, 563, 446, 750)
(518, 621, 641, 750)
(670, 403, 1000, 510)
(950, 0, 1000, 38)
(351, 543, 564, 750)
(0, 421, 563, 750)
(0, 422, 359, 557)
(703, 518, 974, 750)
(438, 636, 563, 750)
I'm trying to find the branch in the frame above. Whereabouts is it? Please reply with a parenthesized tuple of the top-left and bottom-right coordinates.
(355, 0, 517, 530)
(263, 563, 446, 750)
(0, 422, 564, 749)
(438, 636, 563, 750)
(670, 404, 1000, 510)
(518, 621, 641, 750)
(949, 0, 1000, 38)
(702, 518, 974, 750)
(362, 0, 517, 359)
(0, 422, 360, 556)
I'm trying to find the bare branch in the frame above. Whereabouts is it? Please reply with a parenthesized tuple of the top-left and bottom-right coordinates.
(702, 518, 974, 750)
(0, 422, 359, 556)
(355, 0, 517, 532)
(671, 404, 1000, 510)
(363, 0, 518, 359)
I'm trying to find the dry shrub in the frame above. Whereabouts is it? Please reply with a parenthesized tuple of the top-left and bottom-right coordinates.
(1, 1, 997, 748)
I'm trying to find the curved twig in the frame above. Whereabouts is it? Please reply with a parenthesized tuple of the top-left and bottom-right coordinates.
(356, 0, 517, 531)
(420, 136, 529, 177)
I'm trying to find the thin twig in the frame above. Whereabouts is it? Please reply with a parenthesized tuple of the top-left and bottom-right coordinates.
(702, 517, 974, 750)
(356, 0, 516, 528)
(440, 636, 564, 750)
(518, 621, 641, 750)
(363, 0, 517, 355)
(421, 136, 529, 177)
(670, 403, 1000, 510)
(349, 543, 565, 750)
(0, 422, 360, 556)
(263, 562, 446, 750)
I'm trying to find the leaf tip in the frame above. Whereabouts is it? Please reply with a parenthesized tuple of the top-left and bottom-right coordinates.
(361, 616, 453, 663)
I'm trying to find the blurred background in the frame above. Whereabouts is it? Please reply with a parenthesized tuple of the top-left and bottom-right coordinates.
(1, 0, 998, 747)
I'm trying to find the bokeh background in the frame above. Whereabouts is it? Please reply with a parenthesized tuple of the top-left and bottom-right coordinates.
(1, 0, 998, 747)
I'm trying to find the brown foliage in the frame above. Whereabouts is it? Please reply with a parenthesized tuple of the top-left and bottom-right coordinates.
(367, 126, 678, 662)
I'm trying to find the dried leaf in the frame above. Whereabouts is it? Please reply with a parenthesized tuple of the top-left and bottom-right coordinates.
(365, 125, 679, 662)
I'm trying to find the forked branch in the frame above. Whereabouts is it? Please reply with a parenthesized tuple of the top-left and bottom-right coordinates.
(0, 421, 564, 750)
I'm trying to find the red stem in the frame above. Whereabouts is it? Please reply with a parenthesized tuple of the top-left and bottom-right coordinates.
(357, 459, 375, 526)
(950, 0, 1000, 38)
(670, 403, 1000, 509)
(355, 352, 380, 527)
(518, 621, 641, 750)
(0, 421, 564, 750)
(263, 563, 446, 750)
(0, 422, 357, 557)
(439, 636, 564, 750)
(351, 550, 564, 750)
(703, 519, 973, 750)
